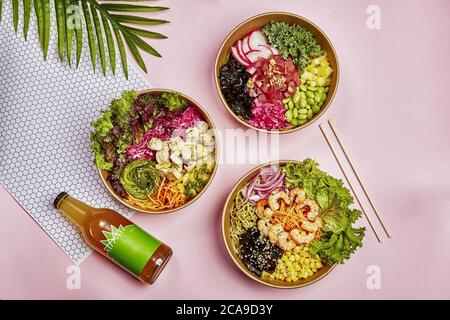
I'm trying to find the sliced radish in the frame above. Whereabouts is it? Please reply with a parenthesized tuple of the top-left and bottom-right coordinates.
(248, 30, 268, 51)
(256, 45, 273, 58)
(243, 49, 261, 62)
(246, 65, 256, 74)
(230, 46, 249, 66)
(246, 50, 264, 63)
(236, 40, 251, 64)
(246, 49, 271, 63)
(242, 35, 251, 54)
(258, 44, 278, 55)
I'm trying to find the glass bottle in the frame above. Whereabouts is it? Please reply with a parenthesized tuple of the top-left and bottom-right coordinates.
(54, 192, 173, 284)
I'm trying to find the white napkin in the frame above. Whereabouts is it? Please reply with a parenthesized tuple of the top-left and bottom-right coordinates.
(0, 1, 149, 264)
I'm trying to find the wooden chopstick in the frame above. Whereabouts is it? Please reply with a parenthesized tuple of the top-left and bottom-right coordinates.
(319, 124, 382, 243)
(327, 119, 391, 238)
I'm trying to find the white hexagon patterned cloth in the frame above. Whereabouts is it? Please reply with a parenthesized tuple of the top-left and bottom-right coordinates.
(0, 1, 149, 264)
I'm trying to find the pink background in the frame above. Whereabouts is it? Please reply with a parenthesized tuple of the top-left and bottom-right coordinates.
(1, 0, 450, 299)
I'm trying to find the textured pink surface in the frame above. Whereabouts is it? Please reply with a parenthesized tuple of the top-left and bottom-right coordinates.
(1, 0, 450, 299)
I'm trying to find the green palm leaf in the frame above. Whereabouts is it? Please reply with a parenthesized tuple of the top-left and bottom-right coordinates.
(101, 13, 115, 75)
(0, 0, 169, 77)
(13, 0, 18, 32)
(23, 0, 32, 39)
(62, 0, 72, 65)
(54, 0, 65, 60)
(43, 0, 50, 59)
(112, 14, 169, 26)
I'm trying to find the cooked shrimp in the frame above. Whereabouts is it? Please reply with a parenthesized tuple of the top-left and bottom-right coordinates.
(290, 187, 306, 204)
(277, 232, 296, 251)
(268, 223, 284, 244)
(290, 229, 315, 245)
(268, 191, 290, 211)
(263, 208, 274, 220)
(303, 198, 320, 221)
(257, 219, 270, 236)
(256, 200, 268, 219)
(301, 218, 322, 233)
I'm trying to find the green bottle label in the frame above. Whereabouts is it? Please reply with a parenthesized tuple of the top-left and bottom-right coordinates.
(101, 224, 161, 275)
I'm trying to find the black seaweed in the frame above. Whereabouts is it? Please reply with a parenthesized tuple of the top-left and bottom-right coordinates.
(219, 56, 253, 120)
(238, 226, 283, 277)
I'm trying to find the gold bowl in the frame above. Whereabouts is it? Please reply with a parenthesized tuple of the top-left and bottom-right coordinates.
(99, 88, 219, 214)
(222, 160, 335, 288)
(214, 12, 339, 134)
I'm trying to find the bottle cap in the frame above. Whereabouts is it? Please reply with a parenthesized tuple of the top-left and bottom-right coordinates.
(54, 192, 69, 209)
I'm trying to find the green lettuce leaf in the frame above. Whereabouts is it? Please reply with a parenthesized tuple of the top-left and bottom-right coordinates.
(110, 90, 137, 128)
(310, 225, 365, 264)
(161, 92, 187, 111)
(91, 109, 113, 138)
(90, 132, 113, 170)
(90, 90, 138, 170)
(117, 130, 132, 156)
(282, 158, 366, 264)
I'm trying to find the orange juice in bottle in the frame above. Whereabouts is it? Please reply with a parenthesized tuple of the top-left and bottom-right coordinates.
(54, 192, 172, 284)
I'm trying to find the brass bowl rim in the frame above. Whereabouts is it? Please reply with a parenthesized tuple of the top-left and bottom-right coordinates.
(221, 159, 336, 288)
(98, 88, 219, 215)
(214, 11, 340, 134)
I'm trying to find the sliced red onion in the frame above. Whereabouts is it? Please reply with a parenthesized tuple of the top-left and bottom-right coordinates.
(246, 176, 258, 198)
(255, 170, 281, 189)
(244, 166, 286, 202)
(248, 194, 261, 204)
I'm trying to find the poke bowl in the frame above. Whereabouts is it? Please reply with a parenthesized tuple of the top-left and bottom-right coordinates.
(215, 12, 339, 133)
(222, 159, 366, 288)
(90, 89, 218, 214)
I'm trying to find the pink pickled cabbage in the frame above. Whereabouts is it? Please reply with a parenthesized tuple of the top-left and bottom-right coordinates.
(125, 127, 169, 160)
(125, 106, 203, 160)
(246, 99, 288, 130)
(169, 106, 202, 129)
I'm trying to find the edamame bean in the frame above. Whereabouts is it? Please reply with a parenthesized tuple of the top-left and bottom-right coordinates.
(300, 92, 306, 98)
(307, 86, 317, 92)
(291, 118, 299, 126)
(318, 87, 324, 93)
(307, 109, 313, 120)
(318, 100, 324, 107)
(324, 86, 329, 93)
(299, 113, 308, 120)
(300, 98, 308, 108)
(307, 98, 315, 105)
(292, 108, 298, 118)
(282, 98, 291, 104)
(293, 92, 301, 104)
(288, 100, 294, 109)
(312, 105, 320, 113)
(298, 119, 308, 125)
(321, 93, 327, 102)
(286, 110, 292, 122)
(315, 93, 322, 103)
(300, 84, 307, 91)
(299, 108, 308, 114)
(306, 91, 315, 98)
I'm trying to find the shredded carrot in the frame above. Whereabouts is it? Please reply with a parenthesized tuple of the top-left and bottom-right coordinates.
(270, 201, 307, 232)
(128, 177, 186, 210)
